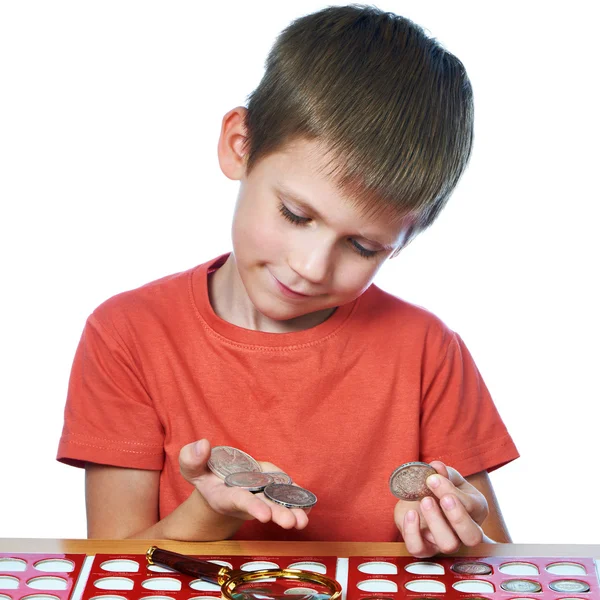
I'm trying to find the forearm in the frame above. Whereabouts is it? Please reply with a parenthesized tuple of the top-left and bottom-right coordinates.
(126, 489, 245, 541)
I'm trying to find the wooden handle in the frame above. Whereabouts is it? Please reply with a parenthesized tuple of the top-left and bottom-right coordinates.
(147, 546, 228, 584)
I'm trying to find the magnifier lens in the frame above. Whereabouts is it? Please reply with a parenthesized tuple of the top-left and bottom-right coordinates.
(228, 575, 335, 600)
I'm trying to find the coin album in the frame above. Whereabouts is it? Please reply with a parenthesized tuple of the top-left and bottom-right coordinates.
(1, 552, 599, 600)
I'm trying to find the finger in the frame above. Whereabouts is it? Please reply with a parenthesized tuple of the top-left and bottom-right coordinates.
(402, 509, 438, 558)
(209, 485, 273, 522)
(179, 439, 211, 481)
(256, 493, 310, 530)
(426, 472, 478, 515)
(429, 460, 450, 479)
(419, 496, 461, 554)
(439, 494, 484, 547)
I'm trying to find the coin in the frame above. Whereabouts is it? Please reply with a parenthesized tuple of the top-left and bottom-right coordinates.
(500, 580, 542, 593)
(389, 462, 437, 501)
(263, 483, 317, 508)
(548, 579, 590, 593)
(263, 471, 293, 484)
(207, 446, 262, 479)
(451, 561, 493, 575)
(224, 471, 274, 492)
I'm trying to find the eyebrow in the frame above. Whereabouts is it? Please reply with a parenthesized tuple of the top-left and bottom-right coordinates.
(275, 184, 397, 250)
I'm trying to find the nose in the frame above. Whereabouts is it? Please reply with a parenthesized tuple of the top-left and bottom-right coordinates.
(287, 239, 333, 285)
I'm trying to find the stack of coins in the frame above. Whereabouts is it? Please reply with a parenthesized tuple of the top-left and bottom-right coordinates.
(208, 445, 317, 509)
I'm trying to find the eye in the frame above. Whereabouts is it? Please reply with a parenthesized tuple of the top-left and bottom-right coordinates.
(279, 202, 310, 225)
(349, 239, 378, 259)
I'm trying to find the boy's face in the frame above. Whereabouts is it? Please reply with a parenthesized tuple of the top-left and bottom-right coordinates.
(220, 112, 414, 326)
(231, 145, 413, 325)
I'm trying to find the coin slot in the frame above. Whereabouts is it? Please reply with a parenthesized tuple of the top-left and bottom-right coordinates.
(453, 580, 494, 593)
(405, 562, 443, 575)
(284, 588, 320, 595)
(0, 595, 12, 600)
(139, 597, 177, 600)
(404, 580, 445, 593)
(451, 561, 492, 575)
(93, 577, 135, 590)
(89, 597, 128, 600)
(548, 579, 591, 593)
(546, 562, 587, 576)
(208, 560, 233, 569)
(500, 579, 542, 593)
(20, 596, 62, 600)
(26, 577, 68, 591)
(499, 562, 539, 576)
(33, 559, 75, 573)
(358, 580, 398, 592)
(0, 576, 20, 589)
(0, 558, 27, 572)
(358, 562, 397, 575)
(147, 564, 176, 573)
(189, 580, 221, 591)
(142, 577, 182, 591)
(287, 562, 327, 574)
(241, 561, 280, 571)
(100, 559, 140, 573)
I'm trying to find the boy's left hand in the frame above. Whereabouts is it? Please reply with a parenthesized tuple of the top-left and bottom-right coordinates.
(394, 461, 489, 558)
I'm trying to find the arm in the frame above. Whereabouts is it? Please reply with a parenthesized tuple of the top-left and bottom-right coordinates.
(465, 469, 511, 543)
(85, 464, 245, 540)
(85, 439, 309, 540)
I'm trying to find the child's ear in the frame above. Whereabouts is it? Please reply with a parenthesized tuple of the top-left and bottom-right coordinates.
(217, 106, 249, 180)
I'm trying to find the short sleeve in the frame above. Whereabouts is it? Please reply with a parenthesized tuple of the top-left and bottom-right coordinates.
(420, 332, 519, 476)
(57, 313, 165, 469)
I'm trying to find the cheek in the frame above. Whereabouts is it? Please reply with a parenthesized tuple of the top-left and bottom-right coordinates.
(232, 207, 286, 257)
(332, 261, 381, 296)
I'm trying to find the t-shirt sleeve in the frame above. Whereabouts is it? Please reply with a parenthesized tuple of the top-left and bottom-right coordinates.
(419, 331, 519, 476)
(57, 312, 165, 470)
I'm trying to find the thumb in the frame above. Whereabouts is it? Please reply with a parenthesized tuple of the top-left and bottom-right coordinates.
(179, 439, 211, 482)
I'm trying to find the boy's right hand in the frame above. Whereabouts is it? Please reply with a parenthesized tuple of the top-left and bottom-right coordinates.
(179, 439, 310, 530)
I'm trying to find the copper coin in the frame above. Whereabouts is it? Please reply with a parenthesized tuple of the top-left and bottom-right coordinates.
(500, 579, 542, 593)
(207, 446, 261, 479)
(263, 483, 317, 508)
(389, 462, 437, 501)
(224, 471, 274, 492)
(451, 561, 493, 575)
(548, 580, 590, 593)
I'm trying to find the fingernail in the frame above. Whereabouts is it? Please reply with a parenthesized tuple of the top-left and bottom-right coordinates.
(194, 440, 204, 456)
(406, 510, 416, 522)
(427, 474, 440, 489)
(422, 496, 434, 510)
(441, 495, 456, 509)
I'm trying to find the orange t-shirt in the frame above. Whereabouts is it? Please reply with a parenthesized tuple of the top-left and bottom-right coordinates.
(57, 254, 519, 541)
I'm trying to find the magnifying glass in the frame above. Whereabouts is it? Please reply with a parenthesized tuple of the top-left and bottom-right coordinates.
(146, 546, 342, 600)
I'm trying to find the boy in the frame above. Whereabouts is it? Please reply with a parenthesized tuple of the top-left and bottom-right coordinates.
(58, 5, 518, 557)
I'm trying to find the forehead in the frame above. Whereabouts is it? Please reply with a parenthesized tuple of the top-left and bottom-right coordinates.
(257, 138, 413, 226)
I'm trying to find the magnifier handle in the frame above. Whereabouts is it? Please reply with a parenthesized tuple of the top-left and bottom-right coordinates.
(147, 546, 226, 584)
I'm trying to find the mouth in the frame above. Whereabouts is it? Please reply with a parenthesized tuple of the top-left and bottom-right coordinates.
(271, 274, 312, 299)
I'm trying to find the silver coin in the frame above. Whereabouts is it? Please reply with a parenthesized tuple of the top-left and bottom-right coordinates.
(263, 471, 293, 484)
(263, 483, 317, 508)
(451, 561, 493, 575)
(225, 471, 274, 492)
(500, 580, 542, 593)
(207, 446, 262, 479)
(548, 579, 590, 593)
(389, 461, 437, 501)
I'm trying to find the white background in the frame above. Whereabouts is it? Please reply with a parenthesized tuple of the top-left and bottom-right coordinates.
(0, 1, 598, 543)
